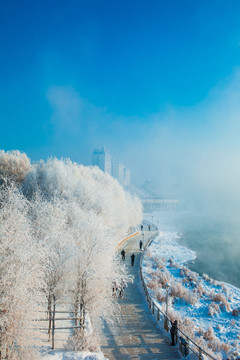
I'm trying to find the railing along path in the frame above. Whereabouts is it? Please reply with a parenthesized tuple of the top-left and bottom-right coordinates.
(139, 228, 217, 360)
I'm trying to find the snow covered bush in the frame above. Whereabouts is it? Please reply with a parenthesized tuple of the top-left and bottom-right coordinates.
(156, 289, 166, 302)
(65, 329, 100, 353)
(208, 302, 221, 316)
(210, 292, 231, 312)
(157, 269, 170, 286)
(232, 308, 240, 317)
(153, 256, 166, 269)
(170, 282, 197, 305)
(0, 150, 31, 183)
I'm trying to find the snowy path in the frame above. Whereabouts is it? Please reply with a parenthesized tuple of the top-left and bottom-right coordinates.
(100, 232, 181, 360)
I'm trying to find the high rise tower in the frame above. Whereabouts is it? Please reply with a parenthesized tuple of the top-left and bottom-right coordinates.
(92, 147, 112, 174)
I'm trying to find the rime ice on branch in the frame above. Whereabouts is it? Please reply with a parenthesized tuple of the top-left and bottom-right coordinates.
(0, 153, 142, 357)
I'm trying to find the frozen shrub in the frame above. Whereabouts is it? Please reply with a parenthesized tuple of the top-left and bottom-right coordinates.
(203, 326, 215, 341)
(208, 303, 220, 316)
(179, 316, 195, 338)
(188, 292, 198, 305)
(154, 256, 166, 269)
(65, 329, 100, 352)
(170, 282, 197, 305)
(196, 326, 204, 335)
(232, 308, 240, 317)
(0, 150, 31, 183)
(145, 262, 152, 270)
(216, 324, 223, 332)
(203, 273, 210, 282)
(157, 269, 170, 286)
(168, 258, 179, 268)
(180, 269, 185, 277)
(156, 288, 165, 302)
(147, 280, 158, 290)
(171, 282, 186, 298)
(167, 308, 181, 323)
(210, 292, 231, 311)
(221, 283, 228, 293)
(197, 283, 204, 297)
(210, 292, 226, 303)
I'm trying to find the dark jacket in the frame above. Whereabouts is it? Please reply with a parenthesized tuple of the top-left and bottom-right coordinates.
(170, 322, 178, 335)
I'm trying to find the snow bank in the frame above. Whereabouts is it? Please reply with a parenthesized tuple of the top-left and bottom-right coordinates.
(42, 350, 107, 360)
(142, 212, 240, 360)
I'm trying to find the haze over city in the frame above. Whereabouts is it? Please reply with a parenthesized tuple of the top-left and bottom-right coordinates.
(1, 0, 240, 214)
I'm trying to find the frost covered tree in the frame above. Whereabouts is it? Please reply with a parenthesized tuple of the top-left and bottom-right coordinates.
(23, 158, 142, 237)
(28, 195, 73, 342)
(0, 182, 43, 360)
(65, 204, 126, 329)
(0, 154, 142, 354)
(0, 150, 31, 183)
(22, 157, 142, 348)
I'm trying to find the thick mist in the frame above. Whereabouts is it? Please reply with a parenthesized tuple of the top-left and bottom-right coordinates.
(44, 72, 240, 290)
(46, 71, 240, 221)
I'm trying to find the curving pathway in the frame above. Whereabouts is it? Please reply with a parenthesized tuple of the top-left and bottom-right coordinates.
(100, 232, 181, 359)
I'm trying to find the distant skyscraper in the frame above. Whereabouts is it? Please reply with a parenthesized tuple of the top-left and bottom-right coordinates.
(111, 156, 118, 178)
(118, 163, 131, 188)
(92, 147, 112, 174)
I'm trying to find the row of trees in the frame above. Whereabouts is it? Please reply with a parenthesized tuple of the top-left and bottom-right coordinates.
(0, 151, 142, 359)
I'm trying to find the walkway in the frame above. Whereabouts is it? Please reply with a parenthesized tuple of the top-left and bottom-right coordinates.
(100, 232, 181, 359)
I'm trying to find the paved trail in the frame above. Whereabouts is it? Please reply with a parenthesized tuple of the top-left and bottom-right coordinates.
(100, 232, 181, 360)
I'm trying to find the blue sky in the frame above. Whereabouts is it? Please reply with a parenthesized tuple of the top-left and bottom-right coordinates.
(1, 0, 240, 200)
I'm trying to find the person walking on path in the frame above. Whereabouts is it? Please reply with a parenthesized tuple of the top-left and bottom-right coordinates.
(170, 320, 178, 346)
(121, 249, 125, 260)
(139, 240, 143, 251)
(131, 253, 135, 266)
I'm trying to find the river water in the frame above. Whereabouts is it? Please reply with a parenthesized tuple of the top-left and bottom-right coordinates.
(153, 212, 240, 289)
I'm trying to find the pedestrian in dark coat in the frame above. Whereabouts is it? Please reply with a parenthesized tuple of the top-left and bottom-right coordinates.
(170, 320, 178, 346)
(121, 249, 125, 260)
(139, 240, 143, 251)
(131, 253, 135, 266)
(141, 225, 143, 231)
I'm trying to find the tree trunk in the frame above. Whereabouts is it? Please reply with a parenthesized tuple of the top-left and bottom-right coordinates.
(52, 294, 56, 350)
(48, 293, 52, 342)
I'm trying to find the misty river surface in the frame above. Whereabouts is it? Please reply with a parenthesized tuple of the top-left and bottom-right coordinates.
(155, 213, 240, 289)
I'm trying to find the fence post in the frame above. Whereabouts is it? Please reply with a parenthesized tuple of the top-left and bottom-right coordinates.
(152, 301, 154, 314)
(157, 309, 160, 321)
(149, 298, 151, 309)
(199, 348, 203, 360)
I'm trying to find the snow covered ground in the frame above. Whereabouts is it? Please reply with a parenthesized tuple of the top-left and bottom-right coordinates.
(42, 351, 107, 360)
(143, 212, 240, 360)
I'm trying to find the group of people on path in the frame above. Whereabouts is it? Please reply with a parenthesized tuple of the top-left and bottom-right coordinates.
(120, 249, 135, 265)
(120, 239, 143, 266)
(119, 233, 179, 348)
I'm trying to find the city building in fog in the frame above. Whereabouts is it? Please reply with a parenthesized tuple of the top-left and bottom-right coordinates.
(92, 147, 131, 188)
(118, 163, 131, 188)
(92, 147, 111, 174)
(111, 156, 118, 178)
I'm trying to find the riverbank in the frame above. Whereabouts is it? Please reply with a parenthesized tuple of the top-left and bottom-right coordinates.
(143, 212, 240, 359)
